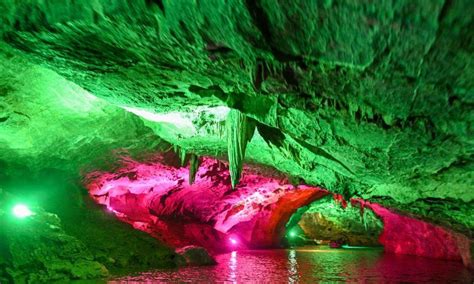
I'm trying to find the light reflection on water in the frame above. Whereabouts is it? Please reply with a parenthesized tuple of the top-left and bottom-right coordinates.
(229, 251, 237, 283)
(287, 249, 298, 283)
(110, 246, 473, 283)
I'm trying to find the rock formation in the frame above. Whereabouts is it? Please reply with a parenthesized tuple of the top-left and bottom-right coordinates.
(0, 0, 472, 280)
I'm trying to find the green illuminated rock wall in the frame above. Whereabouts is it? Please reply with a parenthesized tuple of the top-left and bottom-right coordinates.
(298, 196, 383, 246)
(0, 0, 472, 252)
(0, 48, 177, 281)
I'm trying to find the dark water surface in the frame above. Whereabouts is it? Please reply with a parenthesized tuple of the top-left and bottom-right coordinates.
(110, 246, 473, 283)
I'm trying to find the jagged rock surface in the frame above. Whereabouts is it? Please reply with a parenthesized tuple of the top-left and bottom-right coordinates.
(0, 1, 471, 235)
(175, 246, 216, 266)
(0, 51, 178, 281)
(86, 155, 328, 251)
(0, 207, 108, 283)
(297, 196, 383, 246)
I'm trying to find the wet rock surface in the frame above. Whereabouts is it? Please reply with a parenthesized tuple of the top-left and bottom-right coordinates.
(0, 54, 179, 282)
(175, 246, 217, 266)
(0, 1, 472, 281)
(354, 200, 472, 267)
(0, 1, 472, 235)
(86, 155, 472, 265)
(0, 191, 178, 283)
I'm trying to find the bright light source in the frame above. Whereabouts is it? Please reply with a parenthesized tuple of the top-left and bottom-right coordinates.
(289, 231, 296, 238)
(122, 107, 197, 133)
(12, 204, 33, 218)
(229, 237, 238, 245)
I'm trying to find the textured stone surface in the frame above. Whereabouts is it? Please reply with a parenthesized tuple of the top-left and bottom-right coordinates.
(86, 155, 473, 265)
(0, 1, 471, 235)
(0, 205, 108, 282)
(0, 47, 164, 175)
(175, 246, 216, 266)
(86, 155, 328, 251)
(298, 196, 383, 246)
(0, 49, 178, 280)
(0, 0, 472, 276)
(353, 200, 471, 266)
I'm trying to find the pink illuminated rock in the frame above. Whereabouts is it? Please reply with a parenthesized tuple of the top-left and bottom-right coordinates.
(86, 155, 471, 266)
(86, 156, 328, 252)
(351, 199, 472, 267)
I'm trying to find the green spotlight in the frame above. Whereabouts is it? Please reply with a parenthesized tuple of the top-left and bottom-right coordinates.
(12, 204, 33, 218)
(288, 230, 297, 238)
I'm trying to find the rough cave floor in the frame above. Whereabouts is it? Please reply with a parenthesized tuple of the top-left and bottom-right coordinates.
(86, 154, 473, 269)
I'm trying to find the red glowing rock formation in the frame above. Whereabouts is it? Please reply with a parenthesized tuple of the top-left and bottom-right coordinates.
(86, 155, 471, 267)
(86, 156, 328, 252)
(352, 199, 472, 267)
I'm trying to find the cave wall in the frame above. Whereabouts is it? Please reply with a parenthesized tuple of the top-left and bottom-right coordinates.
(298, 196, 383, 246)
(0, 50, 179, 282)
(0, 0, 472, 279)
(0, 0, 470, 235)
(86, 155, 328, 251)
(86, 154, 472, 267)
(353, 200, 473, 268)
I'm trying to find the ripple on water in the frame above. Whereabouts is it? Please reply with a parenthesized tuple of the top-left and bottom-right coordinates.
(110, 247, 474, 283)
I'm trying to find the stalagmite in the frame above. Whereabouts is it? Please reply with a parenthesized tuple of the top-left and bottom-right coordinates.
(226, 109, 255, 188)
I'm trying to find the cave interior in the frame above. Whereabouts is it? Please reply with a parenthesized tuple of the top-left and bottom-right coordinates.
(0, 0, 473, 282)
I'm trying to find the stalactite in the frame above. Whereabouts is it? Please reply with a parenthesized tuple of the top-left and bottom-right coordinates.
(189, 153, 199, 185)
(173, 145, 188, 167)
(179, 148, 187, 167)
(226, 109, 255, 189)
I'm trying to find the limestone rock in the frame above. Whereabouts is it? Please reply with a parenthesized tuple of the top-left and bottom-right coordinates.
(175, 246, 216, 266)
(1, 207, 109, 282)
(86, 156, 327, 251)
(0, 0, 472, 238)
(298, 196, 383, 246)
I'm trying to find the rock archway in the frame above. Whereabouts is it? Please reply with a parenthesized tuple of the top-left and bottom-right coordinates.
(86, 154, 472, 268)
(86, 155, 328, 252)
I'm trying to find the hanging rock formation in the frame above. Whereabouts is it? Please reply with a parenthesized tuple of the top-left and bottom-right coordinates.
(0, 0, 471, 236)
(0, 0, 472, 279)
(226, 109, 256, 188)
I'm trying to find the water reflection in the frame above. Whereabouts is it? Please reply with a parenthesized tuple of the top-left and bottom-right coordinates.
(287, 249, 298, 283)
(111, 247, 473, 283)
(229, 251, 237, 283)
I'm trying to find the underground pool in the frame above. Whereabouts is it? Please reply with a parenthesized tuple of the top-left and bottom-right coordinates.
(111, 247, 473, 283)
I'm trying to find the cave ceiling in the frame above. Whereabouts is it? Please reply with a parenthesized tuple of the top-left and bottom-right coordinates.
(0, 1, 473, 235)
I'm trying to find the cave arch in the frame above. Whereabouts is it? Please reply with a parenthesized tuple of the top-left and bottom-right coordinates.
(86, 155, 472, 267)
(86, 155, 328, 252)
